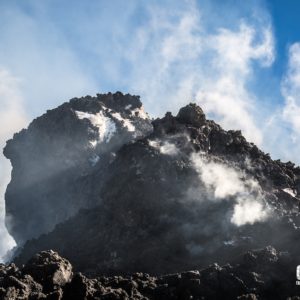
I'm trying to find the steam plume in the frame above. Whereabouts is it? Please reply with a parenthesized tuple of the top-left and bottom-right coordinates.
(0, 68, 28, 261)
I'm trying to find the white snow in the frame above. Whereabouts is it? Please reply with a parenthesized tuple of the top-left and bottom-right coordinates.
(131, 107, 149, 119)
(75, 105, 148, 147)
(283, 188, 297, 197)
(111, 112, 135, 132)
(75, 110, 116, 144)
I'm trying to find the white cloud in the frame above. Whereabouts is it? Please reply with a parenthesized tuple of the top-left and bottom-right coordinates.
(281, 43, 300, 134)
(209, 24, 274, 76)
(197, 23, 274, 145)
(0, 4, 98, 118)
(119, 1, 275, 146)
(261, 42, 300, 164)
(122, 1, 203, 115)
(0, 68, 28, 261)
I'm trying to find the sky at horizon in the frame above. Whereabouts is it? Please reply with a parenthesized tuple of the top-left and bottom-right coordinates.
(0, 0, 300, 259)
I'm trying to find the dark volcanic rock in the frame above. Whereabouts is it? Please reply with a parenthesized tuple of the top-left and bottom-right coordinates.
(12, 100, 300, 275)
(22, 250, 72, 291)
(3, 92, 152, 245)
(1, 247, 300, 299)
(177, 103, 206, 127)
(3, 93, 300, 297)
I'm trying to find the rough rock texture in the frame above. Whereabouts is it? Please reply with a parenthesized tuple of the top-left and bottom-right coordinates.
(3, 92, 152, 244)
(22, 250, 73, 291)
(3, 93, 300, 297)
(1, 247, 300, 300)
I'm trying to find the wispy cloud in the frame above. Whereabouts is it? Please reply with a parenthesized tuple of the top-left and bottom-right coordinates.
(0, 2, 98, 117)
(262, 42, 300, 163)
(197, 22, 274, 146)
(281, 43, 300, 135)
(113, 1, 275, 146)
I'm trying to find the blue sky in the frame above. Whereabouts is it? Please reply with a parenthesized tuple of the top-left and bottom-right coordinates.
(269, 0, 300, 68)
(1, 0, 300, 258)
(0, 0, 294, 118)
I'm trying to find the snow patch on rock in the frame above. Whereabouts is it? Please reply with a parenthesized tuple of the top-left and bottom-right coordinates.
(75, 110, 116, 144)
(111, 112, 135, 132)
(283, 188, 297, 197)
(131, 107, 149, 120)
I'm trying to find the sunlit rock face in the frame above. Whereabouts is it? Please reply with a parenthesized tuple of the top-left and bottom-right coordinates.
(4, 93, 300, 277)
(3, 92, 152, 245)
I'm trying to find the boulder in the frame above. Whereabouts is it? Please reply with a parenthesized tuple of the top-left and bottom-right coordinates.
(22, 250, 72, 291)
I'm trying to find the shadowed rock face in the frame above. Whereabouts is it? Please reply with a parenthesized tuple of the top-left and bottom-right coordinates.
(3, 93, 300, 295)
(0, 247, 299, 300)
(3, 92, 152, 245)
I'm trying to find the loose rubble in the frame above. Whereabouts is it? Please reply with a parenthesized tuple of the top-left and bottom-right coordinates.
(1, 247, 300, 299)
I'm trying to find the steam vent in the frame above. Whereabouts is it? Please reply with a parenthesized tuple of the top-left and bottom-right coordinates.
(2, 92, 300, 299)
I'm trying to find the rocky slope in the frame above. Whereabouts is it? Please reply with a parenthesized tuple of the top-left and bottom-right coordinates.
(3, 92, 300, 298)
(1, 247, 299, 300)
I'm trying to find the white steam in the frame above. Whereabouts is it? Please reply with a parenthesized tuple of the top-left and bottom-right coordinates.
(149, 140, 179, 156)
(0, 68, 28, 261)
(191, 153, 270, 226)
(231, 198, 269, 226)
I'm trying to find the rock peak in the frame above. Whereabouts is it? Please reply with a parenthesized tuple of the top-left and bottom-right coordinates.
(176, 103, 206, 127)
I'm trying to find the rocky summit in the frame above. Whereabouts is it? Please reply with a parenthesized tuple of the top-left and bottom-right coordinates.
(3, 92, 152, 245)
(3, 92, 300, 299)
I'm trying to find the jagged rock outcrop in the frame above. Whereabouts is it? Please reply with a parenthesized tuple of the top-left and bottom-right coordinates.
(1, 247, 299, 300)
(3, 93, 300, 296)
(3, 92, 152, 244)
(22, 250, 73, 291)
(0, 250, 72, 300)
